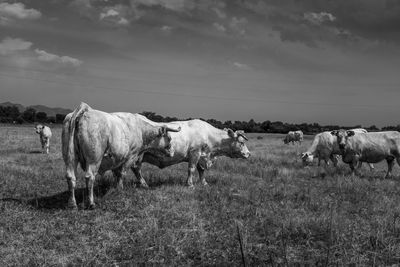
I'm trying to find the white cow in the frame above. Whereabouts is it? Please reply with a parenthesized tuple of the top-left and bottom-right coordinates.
(62, 102, 181, 209)
(132, 120, 251, 188)
(34, 124, 52, 154)
(331, 129, 400, 178)
(301, 128, 374, 169)
(283, 130, 303, 145)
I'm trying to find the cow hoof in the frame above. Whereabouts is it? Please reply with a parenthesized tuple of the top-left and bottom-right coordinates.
(140, 183, 149, 189)
(67, 202, 78, 210)
(201, 181, 208, 186)
(187, 184, 195, 189)
(88, 203, 96, 210)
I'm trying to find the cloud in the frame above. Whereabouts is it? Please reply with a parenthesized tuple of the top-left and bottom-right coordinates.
(229, 17, 247, 35)
(100, 9, 119, 20)
(133, 0, 189, 12)
(0, 37, 32, 55)
(160, 25, 172, 33)
(35, 49, 83, 67)
(213, 22, 226, 33)
(304, 12, 336, 25)
(233, 62, 250, 70)
(99, 7, 130, 26)
(0, 2, 41, 24)
(212, 7, 226, 19)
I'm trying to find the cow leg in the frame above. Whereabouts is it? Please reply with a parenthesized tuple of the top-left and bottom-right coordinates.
(368, 163, 375, 170)
(44, 138, 50, 154)
(65, 162, 78, 209)
(40, 138, 45, 153)
(356, 161, 363, 169)
(85, 164, 98, 209)
(131, 165, 149, 189)
(112, 167, 124, 190)
(186, 154, 200, 188)
(324, 159, 330, 166)
(385, 158, 395, 179)
(330, 154, 338, 167)
(197, 164, 207, 186)
(349, 162, 357, 176)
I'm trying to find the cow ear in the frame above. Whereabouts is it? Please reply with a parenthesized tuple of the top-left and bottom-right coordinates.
(347, 130, 355, 136)
(236, 130, 248, 141)
(158, 126, 167, 136)
(330, 130, 337, 136)
(227, 128, 235, 138)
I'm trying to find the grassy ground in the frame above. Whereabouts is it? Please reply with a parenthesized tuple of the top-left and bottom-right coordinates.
(1, 125, 400, 266)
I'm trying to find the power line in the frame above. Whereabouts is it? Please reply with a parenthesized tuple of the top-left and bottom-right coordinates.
(0, 70, 398, 110)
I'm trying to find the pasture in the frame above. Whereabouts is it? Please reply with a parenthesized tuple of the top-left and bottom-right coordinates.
(1, 125, 400, 266)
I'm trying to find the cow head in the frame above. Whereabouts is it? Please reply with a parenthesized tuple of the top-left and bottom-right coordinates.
(283, 136, 289, 144)
(300, 152, 314, 166)
(149, 125, 181, 157)
(331, 129, 354, 150)
(34, 124, 44, 134)
(224, 128, 251, 159)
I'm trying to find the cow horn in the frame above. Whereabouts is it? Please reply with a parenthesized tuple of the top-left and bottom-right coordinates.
(166, 126, 181, 132)
(237, 131, 248, 141)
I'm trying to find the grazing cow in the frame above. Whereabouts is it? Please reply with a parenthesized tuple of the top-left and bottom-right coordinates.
(62, 103, 181, 209)
(301, 128, 374, 169)
(283, 130, 303, 145)
(34, 124, 52, 154)
(132, 120, 251, 188)
(330, 130, 400, 178)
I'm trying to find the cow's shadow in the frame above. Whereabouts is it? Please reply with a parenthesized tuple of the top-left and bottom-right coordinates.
(29, 184, 112, 210)
(29, 150, 43, 154)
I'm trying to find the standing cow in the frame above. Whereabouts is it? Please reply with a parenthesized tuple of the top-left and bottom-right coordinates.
(34, 124, 52, 154)
(62, 102, 181, 209)
(330, 129, 400, 178)
(301, 128, 374, 170)
(132, 120, 251, 188)
(283, 130, 303, 145)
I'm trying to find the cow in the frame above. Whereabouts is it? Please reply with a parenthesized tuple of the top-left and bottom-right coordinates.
(62, 103, 181, 209)
(34, 124, 52, 154)
(301, 128, 374, 170)
(330, 129, 400, 178)
(283, 130, 303, 145)
(131, 120, 251, 188)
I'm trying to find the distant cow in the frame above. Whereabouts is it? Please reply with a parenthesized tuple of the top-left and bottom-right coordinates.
(34, 124, 52, 154)
(301, 128, 374, 169)
(283, 130, 303, 145)
(132, 120, 251, 188)
(62, 103, 181, 209)
(330, 130, 400, 178)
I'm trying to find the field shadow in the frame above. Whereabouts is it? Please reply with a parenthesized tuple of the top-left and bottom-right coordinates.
(29, 150, 43, 154)
(22, 182, 111, 210)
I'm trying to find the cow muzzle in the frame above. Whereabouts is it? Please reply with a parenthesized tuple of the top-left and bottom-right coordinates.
(164, 144, 175, 157)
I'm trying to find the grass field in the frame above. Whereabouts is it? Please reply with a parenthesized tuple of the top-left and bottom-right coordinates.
(1, 125, 400, 266)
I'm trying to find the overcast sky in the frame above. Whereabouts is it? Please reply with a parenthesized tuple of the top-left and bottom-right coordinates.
(1, 0, 400, 127)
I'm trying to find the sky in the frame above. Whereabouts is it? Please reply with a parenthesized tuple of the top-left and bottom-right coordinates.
(1, 0, 400, 127)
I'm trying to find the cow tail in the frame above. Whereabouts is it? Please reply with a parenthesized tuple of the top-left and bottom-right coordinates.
(66, 102, 90, 168)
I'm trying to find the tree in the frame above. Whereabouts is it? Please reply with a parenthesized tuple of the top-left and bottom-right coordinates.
(22, 108, 36, 122)
(36, 112, 48, 122)
(56, 114, 66, 124)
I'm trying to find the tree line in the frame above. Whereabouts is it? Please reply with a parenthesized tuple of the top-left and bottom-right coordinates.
(0, 106, 66, 124)
(140, 111, 399, 134)
(1, 106, 399, 134)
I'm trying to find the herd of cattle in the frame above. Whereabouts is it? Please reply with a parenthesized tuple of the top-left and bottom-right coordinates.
(31, 102, 400, 209)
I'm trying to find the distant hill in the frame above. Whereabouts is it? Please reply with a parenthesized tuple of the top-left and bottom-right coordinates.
(28, 105, 72, 117)
(0, 102, 25, 112)
(0, 102, 72, 116)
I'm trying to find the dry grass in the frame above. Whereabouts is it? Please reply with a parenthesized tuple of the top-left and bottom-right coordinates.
(1, 125, 400, 265)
